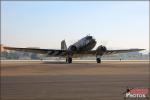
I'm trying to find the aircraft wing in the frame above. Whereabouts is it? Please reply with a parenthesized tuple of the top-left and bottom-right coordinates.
(104, 49, 145, 55)
(3, 46, 67, 57)
(74, 49, 144, 56)
(3, 46, 144, 57)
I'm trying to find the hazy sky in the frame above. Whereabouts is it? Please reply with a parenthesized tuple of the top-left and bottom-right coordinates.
(1, 1, 149, 53)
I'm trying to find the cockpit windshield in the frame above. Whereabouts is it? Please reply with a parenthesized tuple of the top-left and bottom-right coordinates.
(86, 36, 92, 40)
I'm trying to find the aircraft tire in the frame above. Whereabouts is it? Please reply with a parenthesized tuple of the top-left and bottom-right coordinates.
(96, 58, 101, 63)
(67, 57, 72, 63)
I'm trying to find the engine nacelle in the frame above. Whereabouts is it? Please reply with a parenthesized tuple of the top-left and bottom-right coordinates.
(96, 45, 107, 55)
(68, 45, 77, 51)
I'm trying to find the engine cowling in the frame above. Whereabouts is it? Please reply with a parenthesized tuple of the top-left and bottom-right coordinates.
(96, 45, 107, 55)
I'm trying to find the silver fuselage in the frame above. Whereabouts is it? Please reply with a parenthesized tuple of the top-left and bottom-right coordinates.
(72, 36, 96, 51)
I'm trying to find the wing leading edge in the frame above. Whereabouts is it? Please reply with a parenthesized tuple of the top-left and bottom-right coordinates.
(72, 49, 145, 56)
(104, 49, 145, 55)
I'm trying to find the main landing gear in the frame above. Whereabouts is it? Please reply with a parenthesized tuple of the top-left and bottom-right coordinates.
(66, 57, 72, 63)
(96, 56, 101, 63)
(66, 51, 73, 64)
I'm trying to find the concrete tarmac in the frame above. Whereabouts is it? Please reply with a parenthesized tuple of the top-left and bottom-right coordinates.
(1, 61, 149, 100)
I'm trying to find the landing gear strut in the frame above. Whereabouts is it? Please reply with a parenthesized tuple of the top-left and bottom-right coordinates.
(66, 51, 73, 64)
(66, 57, 72, 63)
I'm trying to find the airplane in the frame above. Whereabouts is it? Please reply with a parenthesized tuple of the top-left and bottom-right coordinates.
(3, 35, 144, 63)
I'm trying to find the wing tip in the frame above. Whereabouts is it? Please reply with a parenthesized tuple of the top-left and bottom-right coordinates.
(129, 49, 145, 51)
(0, 44, 10, 52)
(138, 49, 145, 51)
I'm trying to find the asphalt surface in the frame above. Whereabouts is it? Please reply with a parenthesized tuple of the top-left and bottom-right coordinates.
(1, 61, 149, 100)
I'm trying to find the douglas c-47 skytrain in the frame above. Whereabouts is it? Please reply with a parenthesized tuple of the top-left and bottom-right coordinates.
(3, 35, 144, 63)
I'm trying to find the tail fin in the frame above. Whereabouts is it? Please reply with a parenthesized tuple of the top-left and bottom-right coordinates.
(61, 40, 67, 50)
